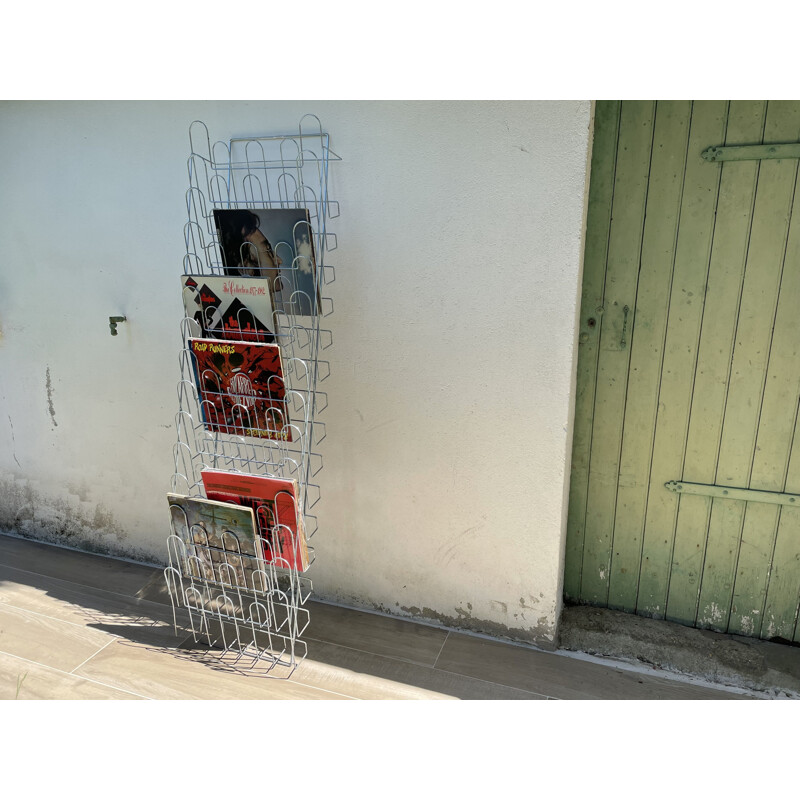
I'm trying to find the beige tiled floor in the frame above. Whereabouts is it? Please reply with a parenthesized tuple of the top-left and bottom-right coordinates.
(0, 533, 755, 700)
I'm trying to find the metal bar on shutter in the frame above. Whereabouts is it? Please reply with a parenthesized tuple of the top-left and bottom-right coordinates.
(701, 143, 800, 162)
(665, 480, 800, 506)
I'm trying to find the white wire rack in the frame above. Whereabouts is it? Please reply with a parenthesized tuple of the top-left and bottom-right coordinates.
(165, 116, 339, 677)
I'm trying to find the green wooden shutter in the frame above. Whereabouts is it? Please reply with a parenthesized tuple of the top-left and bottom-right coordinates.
(566, 100, 800, 643)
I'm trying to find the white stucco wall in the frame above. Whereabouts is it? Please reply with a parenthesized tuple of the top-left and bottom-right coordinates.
(0, 100, 591, 647)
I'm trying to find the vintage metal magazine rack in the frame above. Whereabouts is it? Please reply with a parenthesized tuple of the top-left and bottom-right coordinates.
(165, 117, 339, 677)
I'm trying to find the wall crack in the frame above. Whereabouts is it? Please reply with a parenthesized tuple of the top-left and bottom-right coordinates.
(7, 416, 21, 467)
(45, 367, 58, 428)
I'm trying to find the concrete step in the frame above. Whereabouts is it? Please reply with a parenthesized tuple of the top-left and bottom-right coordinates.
(559, 604, 800, 698)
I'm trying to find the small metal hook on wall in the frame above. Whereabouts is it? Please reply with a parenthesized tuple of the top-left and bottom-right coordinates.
(109, 316, 127, 336)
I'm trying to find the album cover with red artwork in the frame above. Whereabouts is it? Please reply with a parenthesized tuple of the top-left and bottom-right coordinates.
(181, 275, 276, 344)
(188, 338, 293, 442)
(201, 468, 309, 572)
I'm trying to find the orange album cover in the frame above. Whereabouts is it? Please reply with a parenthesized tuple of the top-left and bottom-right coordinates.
(201, 468, 309, 572)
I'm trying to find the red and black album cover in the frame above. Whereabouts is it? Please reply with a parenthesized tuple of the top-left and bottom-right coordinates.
(189, 338, 293, 442)
(181, 275, 276, 344)
(201, 468, 309, 572)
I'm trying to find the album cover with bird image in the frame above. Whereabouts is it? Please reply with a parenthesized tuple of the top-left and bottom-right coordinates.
(188, 337, 293, 442)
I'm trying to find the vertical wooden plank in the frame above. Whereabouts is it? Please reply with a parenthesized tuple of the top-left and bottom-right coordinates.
(579, 101, 655, 605)
(728, 176, 800, 635)
(696, 101, 799, 632)
(762, 331, 800, 642)
(627, 101, 728, 622)
(606, 101, 692, 611)
(734, 103, 800, 638)
(665, 101, 766, 627)
(766, 407, 800, 642)
(564, 101, 621, 601)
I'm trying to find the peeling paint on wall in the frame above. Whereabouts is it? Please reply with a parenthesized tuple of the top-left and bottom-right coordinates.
(356, 598, 559, 649)
(738, 614, 758, 637)
(0, 473, 137, 559)
(700, 602, 725, 629)
(411, 604, 557, 648)
(491, 599, 508, 615)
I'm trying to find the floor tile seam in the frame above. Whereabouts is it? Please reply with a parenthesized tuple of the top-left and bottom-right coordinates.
(439, 642, 760, 699)
(137, 617, 193, 641)
(119, 644, 362, 701)
(303, 634, 439, 668)
(2, 597, 171, 639)
(169, 634, 453, 698)
(432, 660, 744, 701)
(432, 631, 450, 669)
(68, 639, 118, 675)
(69, 642, 295, 700)
(0, 598, 132, 638)
(429, 658, 678, 700)
(0, 532, 164, 571)
(132, 576, 168, 600)
(285, 676, 361, 700)
(0, 647, 154, 700)
(554, 649, 764, 698)
(302, 635, 552, 699)
(0, 556, 159, 594)
(430, 663, 559, 699)
(152, 633, 360, 699)
(424, 672, 678, 700)
(290, 664, 462, 700)
(0, 562, 159, 606)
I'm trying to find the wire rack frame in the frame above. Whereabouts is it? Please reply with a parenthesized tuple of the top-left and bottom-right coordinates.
(165, 116, 338, 677)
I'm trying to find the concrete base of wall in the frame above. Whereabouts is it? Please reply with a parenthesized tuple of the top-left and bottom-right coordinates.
(558, 604, 800, 698)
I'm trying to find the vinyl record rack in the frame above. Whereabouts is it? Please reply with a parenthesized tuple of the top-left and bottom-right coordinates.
(164, 116, 339, 677)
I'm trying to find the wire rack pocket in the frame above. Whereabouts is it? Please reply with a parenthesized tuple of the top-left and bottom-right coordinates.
(164, 116, 340, 677)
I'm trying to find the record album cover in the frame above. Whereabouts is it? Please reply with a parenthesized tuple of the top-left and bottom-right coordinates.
(201, 468, 309, 572)
(166, 492, 262, 589)
(213, 207, 321, 316)
(181, 275, 276, 343)
(188, 338, 293, 442)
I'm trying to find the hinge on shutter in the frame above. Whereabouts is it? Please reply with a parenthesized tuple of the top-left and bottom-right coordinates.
(702, 143, 800, 162)
(665, 480, 800, 506)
